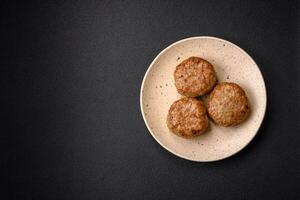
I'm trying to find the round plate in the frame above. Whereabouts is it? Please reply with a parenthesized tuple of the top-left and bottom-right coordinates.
(140, 36, 266, 162)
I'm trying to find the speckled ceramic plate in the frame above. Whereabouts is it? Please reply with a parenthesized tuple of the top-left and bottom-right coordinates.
(140, 36, 266, 162)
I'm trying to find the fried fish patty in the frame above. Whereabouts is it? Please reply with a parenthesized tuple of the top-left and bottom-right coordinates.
(167, 97, 208, 137)
(207, 82, 250, 126)
(174, 57, 216, 97)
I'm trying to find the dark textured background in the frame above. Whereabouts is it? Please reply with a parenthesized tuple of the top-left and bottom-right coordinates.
(6, 0, 299, 199)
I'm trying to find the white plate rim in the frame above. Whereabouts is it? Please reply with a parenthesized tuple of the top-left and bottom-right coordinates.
(140, 36, 267, 162)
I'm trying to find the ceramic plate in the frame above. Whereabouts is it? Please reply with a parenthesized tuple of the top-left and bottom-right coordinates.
(140, 36, 266, 162)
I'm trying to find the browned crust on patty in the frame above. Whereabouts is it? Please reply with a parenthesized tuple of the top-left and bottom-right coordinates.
(207, 82, 250, 127)
(167, 97, 208, 137)
(174, 57, 217, 97)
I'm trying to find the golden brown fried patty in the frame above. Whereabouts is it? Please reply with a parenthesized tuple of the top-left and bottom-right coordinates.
(207, 82, 250, 126)
(174, 57, 216, 97)
(167, 97, 208, 137)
